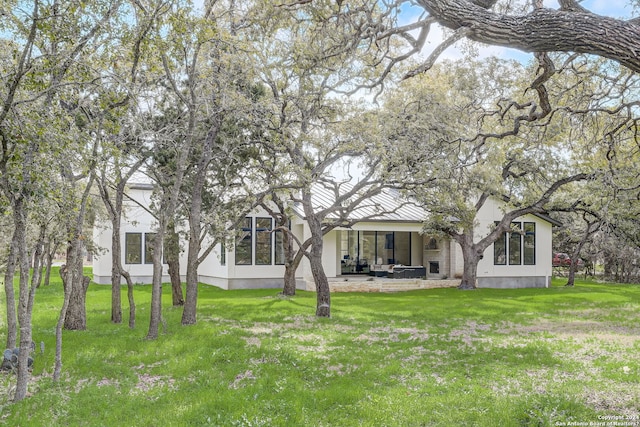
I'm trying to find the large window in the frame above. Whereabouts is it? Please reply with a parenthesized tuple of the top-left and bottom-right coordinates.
(255, 218, 272, 265)
(125, 232, 165, 265)
(340, 230, 412, 273)
(235, 217, 253, 265)
(125, 233, 142, 264)
(493, 222, 536, 266)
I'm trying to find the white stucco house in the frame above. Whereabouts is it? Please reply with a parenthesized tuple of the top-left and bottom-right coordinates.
(92, 183, 559, 290)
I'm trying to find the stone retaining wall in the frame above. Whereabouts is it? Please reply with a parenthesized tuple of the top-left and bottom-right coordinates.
(301, 278, 459, 293)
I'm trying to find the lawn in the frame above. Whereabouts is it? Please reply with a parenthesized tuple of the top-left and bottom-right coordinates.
(1, 271, 639, 426)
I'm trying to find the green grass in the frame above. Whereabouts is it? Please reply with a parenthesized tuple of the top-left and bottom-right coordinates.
(1, 271, 639, 426)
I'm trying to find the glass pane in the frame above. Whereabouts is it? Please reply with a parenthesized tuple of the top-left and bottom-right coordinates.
(125, 233, 142, 264)
(340, 231, 358, 274)
(494, 228, 507, 265)
(359, 231, 375, 273)
(509, 222, 522, 265)
(394, 232, 411, 265)
(523, 222, 535, 265)
(376, 233, 394, 264)
(255, 218, 272, 265)
(144, 233, 155, 264)
(235, 217, 252, 265)
(275, 230, 284, 265)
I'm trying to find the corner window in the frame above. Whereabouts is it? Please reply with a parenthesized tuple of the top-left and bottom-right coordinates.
(125, 233, 142, 264)
(255, 217, 272, 265)
(494, 221, 536, 266)
(235, 217, 253, 265)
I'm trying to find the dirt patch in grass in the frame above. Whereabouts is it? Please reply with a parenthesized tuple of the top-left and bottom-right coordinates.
(353, 326, 431, 344)
(497, 319, 639, 347)
(582, 380, 640, 418)
(229, 370, 256, 389)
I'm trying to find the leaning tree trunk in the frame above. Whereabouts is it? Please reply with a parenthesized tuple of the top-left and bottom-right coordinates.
(310, 241, 331, 317)
(306, 221, 330, 317)
(121, 269, 136, 329)
(166, 221, 184, 307)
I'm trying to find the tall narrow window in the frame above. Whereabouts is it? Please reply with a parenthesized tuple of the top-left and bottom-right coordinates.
(509, 222, 522, 265)
(494, 227, 507, 265)
(523, 222, 536, 265)
(125, 233, 142, 264)
(235, 217, 253, 265)
(220, 242, 226, 266)
(394, 232, 411, 265)
(275, 230, 285, 265)
(144, 233, 156, 264)
(255, 217, 272, 265)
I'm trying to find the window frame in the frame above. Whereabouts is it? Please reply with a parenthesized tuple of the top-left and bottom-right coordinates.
(144, 232, 155, 264)
(523, 222, 536, 265)
(508, 222, 522, 265)
(235, 217, 253, 265)
(494, 221, 537, 266)
(255, 217, 273, 265)
(125, 232, 142, 265)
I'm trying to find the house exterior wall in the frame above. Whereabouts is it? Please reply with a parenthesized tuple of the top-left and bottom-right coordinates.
(93, 186, 176, 285)
(474, 198, 553, 288)
(422, 236, 452, 279)
(199, 206, 286, 289)
(93, 186, 555, 290)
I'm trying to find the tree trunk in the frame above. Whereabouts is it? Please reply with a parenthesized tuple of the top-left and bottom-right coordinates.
(458, 241, 480, 290)
(43, 241, 58, 287)
(111, 218, 123, 323)
(166, 221, 184, 307)
(3, 221, 20, 350)
(33, 225, 46, 288)
(147, 229, 166, 340)
(182, 210, 201, 325)
(281, 227, 297, 296)
(310, 242, 331, 317)
(63, 240, 91, 330)
(565, 219, 598, 287)
(54, 263, 71, 382)
(121, 269, 136, 329)
(13, 202, 34, 402)
(182, 118, 218, 325)
(282, 263, 297, 296)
